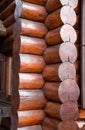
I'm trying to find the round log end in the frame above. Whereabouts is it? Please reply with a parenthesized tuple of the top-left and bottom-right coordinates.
(60, 0, 78, 9)
(58, 120, 79, 130)
(59, 42, 77, 63)
(58, 79, 80, 103)
(58, 62, 76, 81)
(60, 102, 79, 121)
(60, 24, 77, 44)
(60, 6, 76, 26)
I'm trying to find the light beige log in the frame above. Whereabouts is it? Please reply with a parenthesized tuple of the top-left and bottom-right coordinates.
(19, 90, 47, 111)
(45, 25, 77, 45)
(60, 0, 78, 9)
(19, 54, 45, 73)
(43, 62, 76, 82)
(18, 110, 45, 127)
(44, 42, 77, 64)
(15, 1, 48, 22)
(19, 73, 44, 89)
(58, 79, 80, 103)
(20, 36, 47, 55)
(18, 125, 42, 130)
(45, 6, 76, 29)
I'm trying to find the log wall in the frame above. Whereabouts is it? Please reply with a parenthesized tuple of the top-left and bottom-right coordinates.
(0, 0, 85, 130)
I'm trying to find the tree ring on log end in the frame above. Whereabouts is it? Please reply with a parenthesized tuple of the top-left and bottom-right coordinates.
(58, 79, 80, 103)
(58, 120, 79, 130)
(60, 24, 77, 44)
(60, 5, 76, 26)
(59, 42, 77, 63)
(60, 102, 79, 121)
(58, 62, 76, 81)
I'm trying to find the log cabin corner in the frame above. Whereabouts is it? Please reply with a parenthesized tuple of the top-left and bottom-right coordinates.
(0, 0, 85, 130)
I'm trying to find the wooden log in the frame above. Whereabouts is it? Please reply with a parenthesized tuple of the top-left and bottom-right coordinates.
(45, 25, 77, 45)
(44, 102, 61, 119)
(18, 110, 45, 127)
(19, 89, 47, 111)
(0, 0, 13, 13)
(44, 42, 77, 64)
(23, 0, 46, 5)
(7, 24, 14, 36)
(74, 15, 80, 29)
(60, 0, 78, 9)
(15, 1, 48, 22)
(46, 0, 62, 13)
(60, 102, 79, 121)
(58, 79, 80, 103)
(0, 20, 7, 37)
(3, 14, 15, 27)
(45, 6, 76, 29)
(58, 62, 76, 81)
(43, 62, 76, 82)
(43, 82, 61, 102)
(79, 109, 85, 119)
(42, 117, 60, 130)
(20, 36, 47, 55)
(18, 125, 42, 130)
(58, 121, 79, 130)
(19, 73, 44, 89)
(0, 35, 13, 53)
(14, 18, 47, 38)
(19, 54, 45, 73)
(0, 1, 16, 20)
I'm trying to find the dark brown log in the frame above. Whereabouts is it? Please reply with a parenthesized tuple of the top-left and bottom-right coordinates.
(23, 0, 46, 5)
(43, 82, 61, 102)
(45, 25, 77, 45)
(58, 79, 80, 103)
(19, 89, 47, 111)
(60, 0, 78, 9)
(18, 125, 42, 130)
(19, 73, 44, 89)
(46, 0, 62, 13)
(60, 102, 79, 121)
(20, 36, 47, 55)
(45, 6, 76, 29)
(74, 15, 80, 29)
(75, 0, 80, 15)
(19, 54, 45, 73)
(14, 18, 47, 38)
(0, 0, 13, 13)
(58, 121, 79, 130)
(15, 1, 48, 22)
(0, 20, 7, 37)
(7, 24, 14, 36)
(18, 110, 45, 127)
(0, 35, 13, 53)
(0, 1, 15, 20)
(43, 62, 76, 82)
(44, 42, 77, 64)
(42, 117, 60, 130)
(45, 102, 61, 119)
(3, 14, 15, 27)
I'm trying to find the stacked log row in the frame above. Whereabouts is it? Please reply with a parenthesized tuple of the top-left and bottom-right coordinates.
(0, 0, 16, 54)
(42, 0, 80, 130)
(12, 0, 47, 130)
